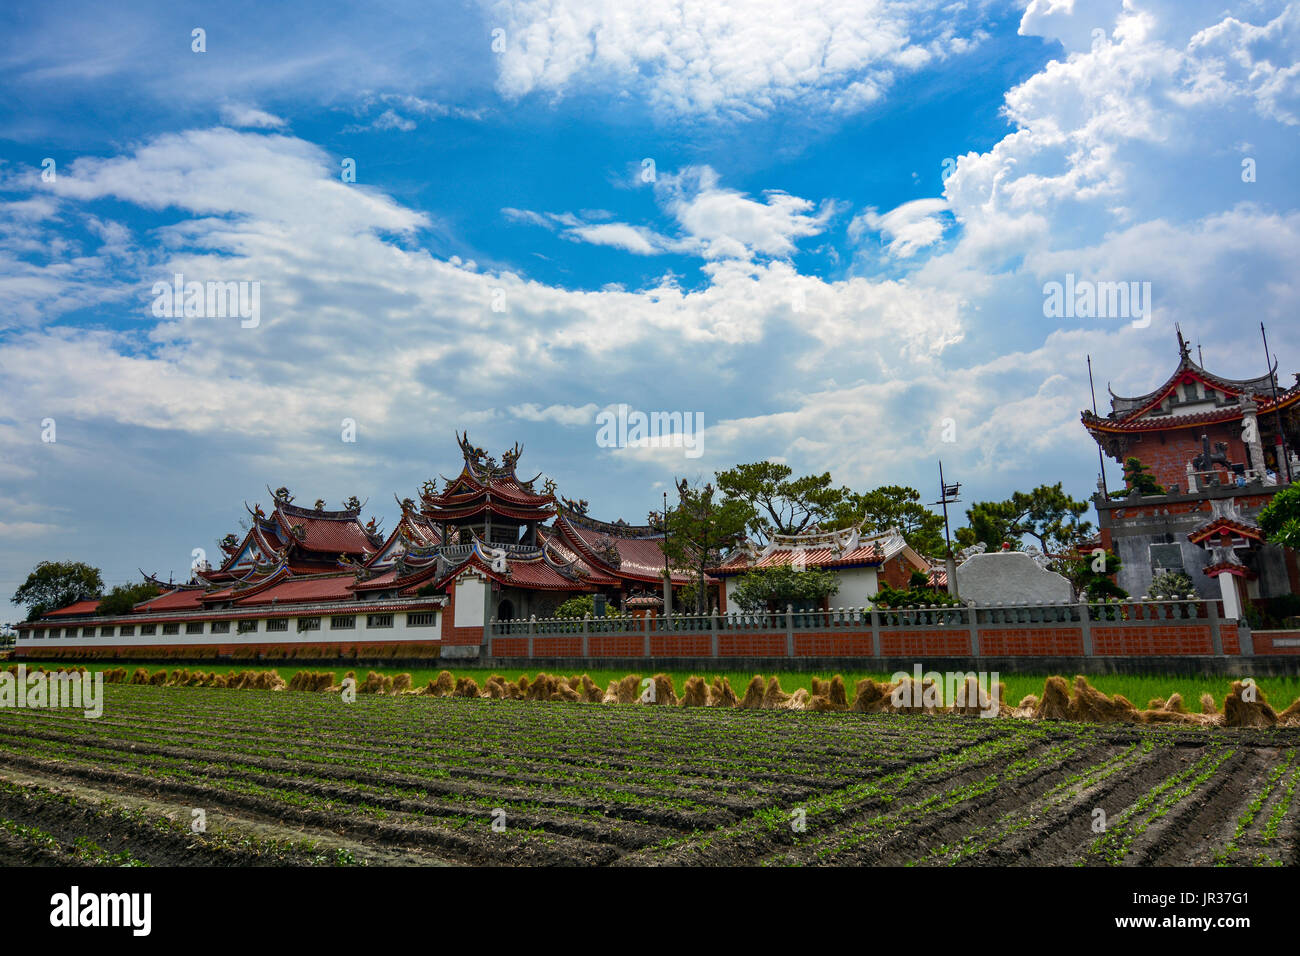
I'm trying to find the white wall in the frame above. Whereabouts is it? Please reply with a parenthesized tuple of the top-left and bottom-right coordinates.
(15, 609, 441, 651)
(453, 577, 486, 629)
(724, 565, 880, 610)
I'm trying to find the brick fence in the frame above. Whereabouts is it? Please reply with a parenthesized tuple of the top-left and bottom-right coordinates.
(488, 598, 1286, 661)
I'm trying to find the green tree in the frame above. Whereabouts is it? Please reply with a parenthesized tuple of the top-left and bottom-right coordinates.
(1059, 548, 1127, 601)
(1148, 569, 1195, 598)
(1116, 457, 1165, 496)
(660, 479, 753, 614)
(1258, 485, 1300, 550)
(97, 581, 162, 616)
(729, 564, 840, 613)
(870, 581, 963, 608)
(714, 461, 847, 542)
(954, 484, 1092, 555)
(11, 561, 104, 621)
(554, 595, 622, 619)
(832, 485, 946, 556)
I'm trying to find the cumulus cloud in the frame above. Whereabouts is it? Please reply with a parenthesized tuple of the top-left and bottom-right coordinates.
(850, 198, 950, 258)
(487, 0, 994, 117)
(218, 104, 288, 129)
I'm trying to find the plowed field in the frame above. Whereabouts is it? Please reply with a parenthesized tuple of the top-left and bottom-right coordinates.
(0, 684, 1295, 866)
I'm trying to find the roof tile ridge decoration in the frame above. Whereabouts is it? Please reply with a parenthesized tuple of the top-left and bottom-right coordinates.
(557, 505, 656, 538)
(141, 570, 207, 592)
(225, 563, 294, 602)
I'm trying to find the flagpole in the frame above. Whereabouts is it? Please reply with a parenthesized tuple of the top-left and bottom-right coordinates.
(1261, 323, 1293, 483)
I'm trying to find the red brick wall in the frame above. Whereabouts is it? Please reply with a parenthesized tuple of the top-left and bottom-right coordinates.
(649, 635, 711, 656)
(978, 628, 1085, 655)
(717, 633, 787, 656)
(491, 637, 529, 656)
(1250, 629, 1300, 655)
(529, 636, 583, 657)
(880, 630, 973, 656)
(440, 584, 484, 646)
(588, 635, 645, 657)
(1127, 421, 1248, 491)
(1092, 625, 1214, 655)
(794, 634, 874, 656)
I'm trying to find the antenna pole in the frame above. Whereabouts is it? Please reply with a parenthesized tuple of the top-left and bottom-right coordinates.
(1262, 323, 1293, 483)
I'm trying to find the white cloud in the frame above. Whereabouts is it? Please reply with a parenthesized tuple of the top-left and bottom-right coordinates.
(509, 402, 601, 424)
(218, 104, 288, 129)
(488, 0, 994, 118)
(850, 198, 950, 258)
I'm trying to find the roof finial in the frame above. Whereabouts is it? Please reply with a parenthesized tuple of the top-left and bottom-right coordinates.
(1175, 322, 1188, 358)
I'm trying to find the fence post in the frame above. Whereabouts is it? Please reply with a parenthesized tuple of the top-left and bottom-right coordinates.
(1208, 598, 1223, 656)
(870, 605, 881, 658)
(785, 604, 794, 658)
(968, 603, 980, 657)
(1079, 602, 1093, 657)
(710, 609, 719, 657)
(528, 614, 536, 659)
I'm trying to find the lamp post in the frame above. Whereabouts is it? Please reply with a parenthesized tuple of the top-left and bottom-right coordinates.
(932, 462, 961, 598)
(662, 490, 672, 615)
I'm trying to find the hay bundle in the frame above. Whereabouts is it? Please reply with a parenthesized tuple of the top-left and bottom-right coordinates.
(680, 676, 708, 707)
(708, 677, 738, 708)
(256, 670, 286, 691)
(567, 675, 582, 692)
(889, 677, 939, 714)
(647, 674, 677, 706)
(951, 675, 991, 716)
(104, 668, 128, 684)
(430, 670, 455, 696)
(1070, 677, 1139, 724)
(1012, 694, 1038, 719)
(578, 674, 604, 703)
(851, 678, 890, 714)
(527, 673, 558, 701)
(484, 677, 506, 699)
(807, 694, 836, 712)
(1034, 676, 1071, 720)
(517, 674, 531, 695)
(615, 674, 641, 705)
(826, 675, 849, 710)
(209, 674, 229, 688)
(551, 679, 581, 702)
(739, 676, 766, 710)
(1223, 680, 1278, 728)
(148, 670, 168, 686)
(1277, 697, 1300, 728)
(784, 688, 810, 710)
(453, 676, 480, 698)
(390, 673, 413, 694)
(1201, 693, 1219, 716)
(359, 671, 387, 694)
(810, 677, 828, 698)
(762, 676, 791, 710)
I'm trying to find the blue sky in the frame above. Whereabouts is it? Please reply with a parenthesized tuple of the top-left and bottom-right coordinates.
(2, 0, 1299, 604)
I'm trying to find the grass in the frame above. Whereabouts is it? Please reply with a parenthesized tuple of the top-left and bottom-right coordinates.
(14, 661, 1300, 713)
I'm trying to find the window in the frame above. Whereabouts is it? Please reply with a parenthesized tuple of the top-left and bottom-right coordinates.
(82, 627, 96, 637)
(210, 621, 230, 634)
(65, 628, 78, 638)
(407, 612, 436, 627)
(297, 617, 321, 632)
(366, 614, 393, 628)
(330, 616, 355, 630)
(265, 619, 288, 632)
(141, 623, 157, 635)
(100, 626, 115, 637)
(185, 622, 204, 635)
(162, 623, 180, 635)
(237, 620, 258, 634)
(120, 625, 135, 636)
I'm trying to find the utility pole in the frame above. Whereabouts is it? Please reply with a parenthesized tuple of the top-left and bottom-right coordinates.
(662, 490, 672, 614)
(1262, 323, 1293, 483)
(933, 461, 961, 598)
(1087, 354, 1109, 497)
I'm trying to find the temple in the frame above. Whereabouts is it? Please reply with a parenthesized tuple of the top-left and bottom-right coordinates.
(16, 433, 697, 657)
(1083, 331, 1300, 620)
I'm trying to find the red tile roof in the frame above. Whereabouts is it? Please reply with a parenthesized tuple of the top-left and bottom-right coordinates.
(233, 574, 357, 606)
(44, 599, 102, 617)
(274, 509, 376, 556)
(137, 589, 207, 612)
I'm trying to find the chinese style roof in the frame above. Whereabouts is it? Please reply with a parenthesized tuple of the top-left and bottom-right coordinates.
(419, 432, 555, 522)
(712, 526, 920, 576)
(1082, 332, 1300, 435)
(43, 599, 102, 617)
(552, 507, 697, 585)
